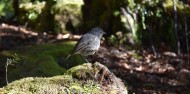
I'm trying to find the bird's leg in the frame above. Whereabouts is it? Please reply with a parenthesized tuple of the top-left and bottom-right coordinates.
(83, 56, 90, 63)
(85, 58, 90, 63)
(100, 67, 107, 84)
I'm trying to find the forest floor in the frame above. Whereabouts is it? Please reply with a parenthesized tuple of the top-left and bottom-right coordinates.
(92, 46, 190, 94)
(0, 23, 190, 94)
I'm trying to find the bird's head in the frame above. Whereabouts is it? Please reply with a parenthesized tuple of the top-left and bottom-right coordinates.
(89, 27, 106, 38)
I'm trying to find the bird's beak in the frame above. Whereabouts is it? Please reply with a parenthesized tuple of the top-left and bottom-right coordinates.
(103, 32, 106, 34)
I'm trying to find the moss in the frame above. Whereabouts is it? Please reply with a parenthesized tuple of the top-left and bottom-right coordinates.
(66, 63, 128, 94)
(1, 63, 128, 94)
(1, 75, 101, 94)
(0, 41, 85, 84)
(7, 54, 65, 81)
(14, 41, 75, 57)
(66, 63, 98, 80)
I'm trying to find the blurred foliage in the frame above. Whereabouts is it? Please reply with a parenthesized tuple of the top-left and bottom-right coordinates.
(125, 0, 164, 46)
(53, 0, 83, 34)
(17, 0, 83, 34)
(0, 0, 14, 19)
(19, 1, 46, 27)
(35, 0, 57, 34)
(163, 0, 190, 14)
(0, 0, 190, 50)
(123, 0, 190, 51)
(81, 0, 125, 34)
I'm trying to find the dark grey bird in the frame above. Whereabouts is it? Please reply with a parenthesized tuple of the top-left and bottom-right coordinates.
(64, 27, 106, 63)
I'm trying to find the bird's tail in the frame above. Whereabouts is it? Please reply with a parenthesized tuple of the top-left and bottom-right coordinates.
(64, 54, 71, 63)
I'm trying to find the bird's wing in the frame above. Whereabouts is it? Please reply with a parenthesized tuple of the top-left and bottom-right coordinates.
(72, 34, 97, 54)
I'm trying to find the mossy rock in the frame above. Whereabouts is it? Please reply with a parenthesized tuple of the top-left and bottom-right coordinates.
(2, 76, 101, 94)
(0, 42, 84, 86)
(66, 62, 128, 94)
(1, 62, 128, 94)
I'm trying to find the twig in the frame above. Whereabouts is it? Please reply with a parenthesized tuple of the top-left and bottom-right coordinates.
(183, 3, 189, 64)
(148, 26, 157, 56)
(173, 0, 181, 55)
(5, 58, 12, 84)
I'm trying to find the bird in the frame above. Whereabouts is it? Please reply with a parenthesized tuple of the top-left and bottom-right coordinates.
(64, 27, 106, 63)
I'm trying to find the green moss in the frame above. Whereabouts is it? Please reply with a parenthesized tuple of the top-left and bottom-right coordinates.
(0, 41, 85, 83)
(1, 63, 128, 94)
(66, 63, 98, 79)
(8, 54, 65, 80)
(1, 75, 101, 94)
(13, 41, 75, 57)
